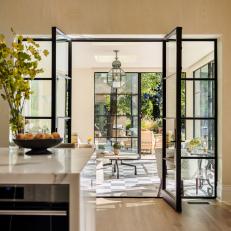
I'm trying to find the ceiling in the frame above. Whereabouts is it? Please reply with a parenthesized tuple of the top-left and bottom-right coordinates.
(72, 41, 214, 69)
(72, 42, 162, 69)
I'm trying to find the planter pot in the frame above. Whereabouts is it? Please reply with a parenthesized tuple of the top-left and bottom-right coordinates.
(114, 148, 120, 155)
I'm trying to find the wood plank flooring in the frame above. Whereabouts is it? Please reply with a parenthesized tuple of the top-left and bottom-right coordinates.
(96, 198, 231, 231)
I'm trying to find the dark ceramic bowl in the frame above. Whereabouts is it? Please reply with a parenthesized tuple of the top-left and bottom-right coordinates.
(13, 138, 63, 155)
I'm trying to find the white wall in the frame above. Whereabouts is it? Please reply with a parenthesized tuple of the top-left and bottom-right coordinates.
(0, 33, 12, 147)
(72, 69, 95, 143)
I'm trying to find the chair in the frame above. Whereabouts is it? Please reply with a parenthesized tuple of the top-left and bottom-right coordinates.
(155, 148, 175, 196)
(124, 139, 131, 149)
(155, 148, 198, 197)
(141, 130, 155, 154)
(154, 134, 162, 149)
(155, 148, 163, 197)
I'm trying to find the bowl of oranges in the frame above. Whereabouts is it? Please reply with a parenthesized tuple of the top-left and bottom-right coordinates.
(13, 132, 63, 155)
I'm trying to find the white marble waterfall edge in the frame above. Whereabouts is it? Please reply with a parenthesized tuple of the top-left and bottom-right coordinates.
(0, 147, 96, 231)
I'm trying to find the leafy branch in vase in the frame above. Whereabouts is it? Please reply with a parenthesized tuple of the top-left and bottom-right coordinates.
(0, 28, 49, 135)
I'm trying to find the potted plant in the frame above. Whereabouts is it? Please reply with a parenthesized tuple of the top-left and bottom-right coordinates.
(0, 29, 48, 136)
(87, 136, 93, 144)
(186, 138, 202, 153)
(113, 142, 121, 155)
(126, 123, 131, 136)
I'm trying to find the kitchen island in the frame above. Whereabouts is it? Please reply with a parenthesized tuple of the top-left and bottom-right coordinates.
(0, 147, 96, 231)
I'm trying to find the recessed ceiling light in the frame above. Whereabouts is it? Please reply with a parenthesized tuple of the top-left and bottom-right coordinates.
(91, 42, 128, 46)
(94, 55, 137, 64)
(69, 34, 96, 39)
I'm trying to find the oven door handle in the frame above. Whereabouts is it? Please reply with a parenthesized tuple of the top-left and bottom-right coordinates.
(0, 210, 67, 216)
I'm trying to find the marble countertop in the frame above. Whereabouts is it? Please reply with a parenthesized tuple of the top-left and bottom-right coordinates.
(0, 147, 95, 184)
(0, 147, 96, 231)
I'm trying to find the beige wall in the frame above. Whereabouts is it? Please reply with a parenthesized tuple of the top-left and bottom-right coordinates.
(0, 96, 9, 147)
(0, 0, 231, 200)
(72, 68, 95, 143)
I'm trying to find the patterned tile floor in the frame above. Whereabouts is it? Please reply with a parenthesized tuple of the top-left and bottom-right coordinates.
(82, 153, 215, 198)
(97, 159, 161, 197)
(96, 158, 215, 197)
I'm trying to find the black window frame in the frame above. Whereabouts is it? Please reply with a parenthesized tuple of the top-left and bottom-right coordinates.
(22, 27, 72, 143)
(21, 34, 217, 200)
(180, 40, 217, 199)
(22, 38, 53, 135)
(94, 72, 141, 155)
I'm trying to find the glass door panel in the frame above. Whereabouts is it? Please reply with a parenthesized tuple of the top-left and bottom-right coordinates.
(162, 27, 182, 212)
(56, 41, 69, 76)
(56, 78, 69, 117)
(57, 118, 69, 143)
(36, 41, 52, 78)
(22, 40, 52, 78)
(21, 39, 53, 136)
(94, 73, 139, 154)
(24, 119, 51, 134)
(52, 27, 72, 142)
(165, 118, 177, 196)
(23, 80, 52, 117)
(181, 158, 215, 197)
(182, 80, 215, 118)
(181, 41, 217, 198)
(166, 73, 176, 117)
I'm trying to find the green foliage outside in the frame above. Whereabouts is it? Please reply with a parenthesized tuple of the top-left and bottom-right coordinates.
(103, 73, 186, 134)
(181, 73, 186, 117)
(117, 95, 131, 115)
(141, 73, 162, 119)
(106, 73, 162, 117)
(0, 29, 49, 135)
(104, 73, 162, 132)
(141, 73, 162, 132)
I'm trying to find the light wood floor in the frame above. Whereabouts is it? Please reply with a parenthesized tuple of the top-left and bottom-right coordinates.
(96, 198, 231, 231)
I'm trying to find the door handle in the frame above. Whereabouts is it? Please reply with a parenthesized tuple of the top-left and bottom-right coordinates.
(0, 210, 67, 216)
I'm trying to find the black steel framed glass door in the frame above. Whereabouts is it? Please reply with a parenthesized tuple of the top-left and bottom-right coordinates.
(162, 27, 182, 212)
(94, 72, 139, 154)
(180, 40, 217, 198)
(52, 27, 72, 143)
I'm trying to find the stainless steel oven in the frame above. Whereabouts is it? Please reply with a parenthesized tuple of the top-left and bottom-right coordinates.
(0, 184, 69, 231)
